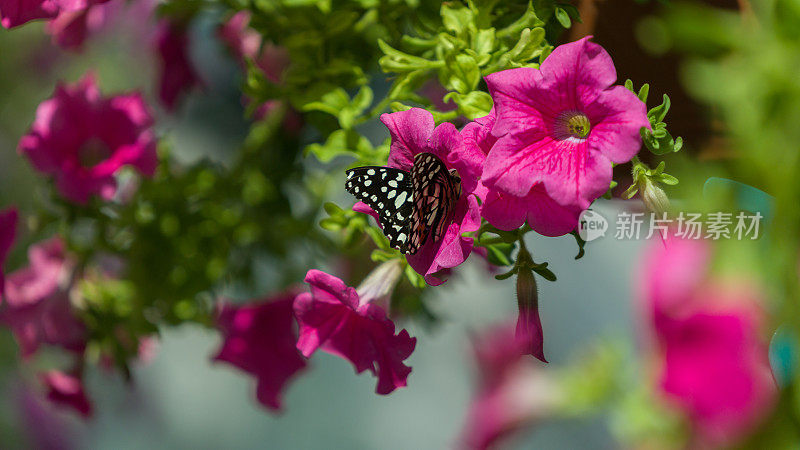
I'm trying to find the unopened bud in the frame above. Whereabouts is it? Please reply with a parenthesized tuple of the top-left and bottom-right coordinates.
(639, 178, 670, 215)
(516, 252, 547, 363)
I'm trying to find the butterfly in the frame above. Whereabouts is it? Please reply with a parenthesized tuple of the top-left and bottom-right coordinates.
(345, 152, 462, 255)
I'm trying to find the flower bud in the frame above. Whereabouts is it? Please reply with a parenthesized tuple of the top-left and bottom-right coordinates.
(516, 256, 547, 363)
(639, 178, 670, 215)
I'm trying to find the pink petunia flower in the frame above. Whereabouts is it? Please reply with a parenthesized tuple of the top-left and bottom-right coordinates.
(0, 208, 18, 290)
(460, 322, 561, 449)
(463, 110, 580, 236)
(0, 237, 86, 358)
(294, 267, 416, 395)
(45, 0, 113, 51)
(376, 108, 482, 285)
(40, 370, 92, 417)
(18, 74, 157, 204)
(483, 36, 649, 210)
(155, 20, 202, 111)
(212, 292, 308, 411)
(640, 236, 777, 446)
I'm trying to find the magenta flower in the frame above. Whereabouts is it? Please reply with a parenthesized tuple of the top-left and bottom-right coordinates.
(376, 108, 481, 285)
(641, 236, 777, 445)
(0, 208, 18, 290)
(212, 292, 308, 411)
(0, 238, 86, 358)
(460, 322, 561, 449)
(40, 370, 92, 417)
(46, 0, 113, 51)
(18, 74, 157, 204)
(294, 268, 416, 395)
(483, 36, 649, 210)
(155, 20, 202, 111)
(0, 0, 59, 28)
(464, 110, 580, 236)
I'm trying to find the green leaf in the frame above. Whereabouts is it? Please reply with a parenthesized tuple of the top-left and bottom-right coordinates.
(495, 267, 518, 280)
(472, 28, 496, 55)
(486, 243, 515, 266)
(323, 202, 343, 216)
(405, 265, 427, 288)
(624, 79, 634, 92)
(637, 83, 650, 103)
(657, 173, 679, 185)
(648, 94, 671, 124)
(445, 91, 493, 119)
(554, 7, 571, 28)
(441, 2, 473, 35)
(532, 263, 557, 281)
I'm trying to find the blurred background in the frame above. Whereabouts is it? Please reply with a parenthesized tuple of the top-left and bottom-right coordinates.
(1, 0, 795, 448)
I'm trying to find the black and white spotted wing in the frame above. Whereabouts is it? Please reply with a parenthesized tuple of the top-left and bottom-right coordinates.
(345, 152, 462, 255)
(345, 166, 414, 250)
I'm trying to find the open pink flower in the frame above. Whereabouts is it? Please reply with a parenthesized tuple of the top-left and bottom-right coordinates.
(464, 110, 580, 236)
(19, 74, 157, 204)
(212, 293, 308, 411)
(40, 370, 92, 417)
(294, 269, 416, 395)
(640, 236, 777, 445)
(373, 108, 482, 285)
(483, 36, 649, 210)
(460, 322, 561, 449)
(0, 238, 86, 358)
(155, 20, 202, 111)
(0, 208, 18, 290)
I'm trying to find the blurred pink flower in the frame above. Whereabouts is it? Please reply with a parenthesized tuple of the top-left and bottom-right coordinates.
(213, 293, 308, 411)
(379, 108, 482, 285)
(218, 11, 288, 84)
(155, 20, 202, 111)
(40, 370, 92, 417)
(0, 0, 59, 28)
(0, 238, 86, 358)
(18, 384, 77, 450)
(18, 74, 157, 204)
(483, 36, 649, 210)
(460, 322, 561, 449)
(0, 208, 18, 290)
(463, 110, 580, 236)
(294, 269, 416, 395)
(641, 236, 777, 445)
(46, 0, 113, 51)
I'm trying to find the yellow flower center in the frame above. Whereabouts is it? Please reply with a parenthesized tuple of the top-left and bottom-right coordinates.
(555, 111, 591, 140)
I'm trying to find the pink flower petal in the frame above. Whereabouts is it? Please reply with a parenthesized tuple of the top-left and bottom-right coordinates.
(18, 74, 157, 204)
(294, 270, 416, 394)
(40, 370, 92, 417)
(213, 293, 308, 411)
(155, 20, 202, 111)
(483, 36, 648, 210)
(0, 0, 59, 29)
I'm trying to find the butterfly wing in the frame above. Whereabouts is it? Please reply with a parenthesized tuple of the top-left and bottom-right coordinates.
(345, 166, 414, 251)
(406, 152, 459, 255)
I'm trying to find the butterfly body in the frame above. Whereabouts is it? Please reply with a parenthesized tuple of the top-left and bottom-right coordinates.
(345, 152, 462, 255)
